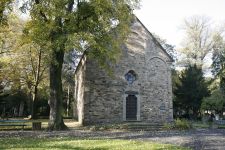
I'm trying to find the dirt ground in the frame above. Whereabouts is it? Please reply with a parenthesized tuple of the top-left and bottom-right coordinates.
(0, 128, 225, 150)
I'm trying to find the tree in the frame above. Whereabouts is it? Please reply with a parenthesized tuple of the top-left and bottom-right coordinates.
(211, 32, 225, 94)
(0, 0, 13, 25)
(0, 14, 26, 117)
(1, 40, 48, 118)
(0, 0, 14, 55)
(22, 0, 140, 130)
(153, 33, 177, 67)
(174, 65, 209, 119)
(179, 16, 215, 68)
(171, 69, 181, 118)
(0, 13, 49, 118)
(201, 89, 225, 115)
(20, 28, 50, 119)
(1, 2, 22, 55)
(154, 34, 176, 60)
(62, 50, 79, 117)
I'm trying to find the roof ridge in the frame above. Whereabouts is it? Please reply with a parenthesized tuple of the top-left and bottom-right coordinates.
(134, 16, 174, 62)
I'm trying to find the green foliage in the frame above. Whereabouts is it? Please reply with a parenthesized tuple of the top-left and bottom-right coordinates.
(211, 32, 225, 94)
(0, 138, 189, 150)
(0, 13, 24, 55)
(0, 85, 50, 118)
(201, 89, 225, 113)
(0, 14, 49, 118)
(164, 119, 192, 130)
(0, 0, 13, 25)
(24, 0, 140, 70)
(174, 119, 192, 130)
(172, 69, 180, 92)
(174, 65, 209, 119)
(22, 0, 140, 130)
(212, 33, 225, 76)
(171, 69, 182, 117)
(0, 90, 29, 117)
(62, 51, 77, 117)
(36, 87, 50, 116)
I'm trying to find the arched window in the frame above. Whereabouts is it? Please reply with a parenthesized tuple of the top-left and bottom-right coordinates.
(125, 70, 137, 84)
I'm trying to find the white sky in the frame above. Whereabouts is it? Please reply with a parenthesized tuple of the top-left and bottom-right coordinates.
(134, 0, 225, 48)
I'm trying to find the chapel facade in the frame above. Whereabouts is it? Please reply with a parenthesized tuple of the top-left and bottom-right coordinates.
(74, 17, 173, 125)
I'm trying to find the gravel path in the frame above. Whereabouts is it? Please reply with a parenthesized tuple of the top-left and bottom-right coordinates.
(0, 129, 225, 150)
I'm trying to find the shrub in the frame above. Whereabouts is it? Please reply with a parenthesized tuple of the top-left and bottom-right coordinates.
(163, 123, 174, 130)
(175, 119, 192, 129)
(163, 119, 192, 130)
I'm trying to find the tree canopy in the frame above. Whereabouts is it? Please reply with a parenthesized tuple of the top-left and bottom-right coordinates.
(21, 0, 140, 130)
(2, 1, 225, 128)
(211, 32, 225, 94)
(201, 89, 225, 114)
(174, 65, 209, 119)
(0, 0, 13, 25)
(178, 16, 222, 71)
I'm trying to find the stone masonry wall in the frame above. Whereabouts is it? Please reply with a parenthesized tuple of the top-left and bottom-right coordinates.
(74, 56, 86, 125)
(75, 17, 173, 125)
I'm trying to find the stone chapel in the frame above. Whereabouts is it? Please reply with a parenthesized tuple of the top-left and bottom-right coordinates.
(74, 17, 173, 125)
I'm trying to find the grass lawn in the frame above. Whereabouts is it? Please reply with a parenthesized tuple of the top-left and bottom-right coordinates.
(0, 138, 189, 150)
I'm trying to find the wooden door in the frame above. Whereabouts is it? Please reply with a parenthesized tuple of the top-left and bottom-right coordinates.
(126, 95, 137, 120)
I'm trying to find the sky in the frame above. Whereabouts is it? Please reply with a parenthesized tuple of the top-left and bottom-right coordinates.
(134, 0, 225, 48)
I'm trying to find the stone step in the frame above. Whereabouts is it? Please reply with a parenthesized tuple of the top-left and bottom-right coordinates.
(126, 127, 163, 131)
(122, 122, 164, 131)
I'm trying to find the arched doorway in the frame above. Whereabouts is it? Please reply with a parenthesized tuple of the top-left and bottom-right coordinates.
(126, 95, 137, 120)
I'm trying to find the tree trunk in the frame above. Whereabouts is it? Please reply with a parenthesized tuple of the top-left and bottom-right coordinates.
(31, 88, 38, 119)
(32, 122, 42, 130)
(18, 101, 24, 117)
(27, 84, 33, 117)
(48, 49, 67, 130)
(30, 49, 42, 119)
(67, 85, 70, 117)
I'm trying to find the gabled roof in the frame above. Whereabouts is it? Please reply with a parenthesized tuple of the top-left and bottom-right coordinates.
(134, 16, 174, 62)
(75, 15, 174, 74)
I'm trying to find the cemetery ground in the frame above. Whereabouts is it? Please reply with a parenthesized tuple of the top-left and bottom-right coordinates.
(0, 120, 225, 150)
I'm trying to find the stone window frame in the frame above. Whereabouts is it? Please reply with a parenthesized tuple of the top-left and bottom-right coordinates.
(122, 93, 140, 121)
(125, 70, 138, 84)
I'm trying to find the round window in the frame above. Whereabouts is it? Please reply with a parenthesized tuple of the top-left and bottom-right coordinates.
(125, 70, 137, 84)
